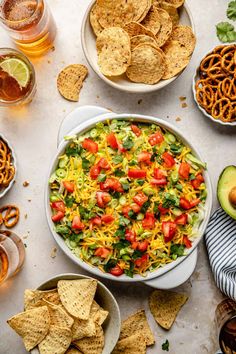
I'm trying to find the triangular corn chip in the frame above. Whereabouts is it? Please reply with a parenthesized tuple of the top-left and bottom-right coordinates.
(112, 333, 146, 354)
(149, 290, 188, 330)
(66, 347, 83, 354)
(71, 317, 96, 341)
(38, 325, 72, 354)
(90, 300, 109, 326)
(44, 301, 74, 328)
(24, 288, 60, 310)
(73, 325, 104, 354)
(7, 306, 50, 351)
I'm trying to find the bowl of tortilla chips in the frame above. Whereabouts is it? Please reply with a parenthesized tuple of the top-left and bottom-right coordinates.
(81, 0, 196, 93)
(7, 273, 121, 354)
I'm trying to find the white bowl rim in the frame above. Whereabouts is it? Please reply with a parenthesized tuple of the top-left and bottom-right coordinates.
(81, 0, 196, 94)
(0, 133, 17, 199)
(45, 111, 213, 283)
(192, 44, 236, 127)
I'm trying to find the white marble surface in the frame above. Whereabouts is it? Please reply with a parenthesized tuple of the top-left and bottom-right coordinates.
(0, 0, 234, 353)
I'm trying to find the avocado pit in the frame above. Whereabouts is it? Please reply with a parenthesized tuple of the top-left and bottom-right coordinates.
(229, 186, 236, 208)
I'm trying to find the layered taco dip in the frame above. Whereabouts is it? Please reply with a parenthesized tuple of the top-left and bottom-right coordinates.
(49, 120, 207, 277)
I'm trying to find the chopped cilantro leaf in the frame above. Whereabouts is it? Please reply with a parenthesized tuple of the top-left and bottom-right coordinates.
(113, 240, 130, 250)
(129, 159, 138, 166)
(170, 244, 185, 257)
(123, 136, 134, 150)
(112, 155, 123, 165)
(137, 179, 145, 186)
(216, 22, 236, 43)
(64, 195, 75, 207)
(162, 193, 179, 208)
(162, 339, 169, 351)
(227, 1, 236, 21)
(114, 226, 126, 239)
(98, 174, 107, 182)
(124, 262, 135, 278)
(82, 158, 90, 170)
(132, 250, 143, 260)
(104, 259, 117, 272)
(114, 169, 125, 177)
(128, 210, 136, 219)
(65, 143, 81, 156)
(119, 216, 130, 227)
(140, 200, 151, 214)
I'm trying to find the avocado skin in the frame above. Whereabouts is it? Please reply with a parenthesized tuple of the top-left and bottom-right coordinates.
(217, 165, 236, 220)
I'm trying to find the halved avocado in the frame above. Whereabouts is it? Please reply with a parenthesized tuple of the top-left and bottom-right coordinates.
(217, 166, 236, 220)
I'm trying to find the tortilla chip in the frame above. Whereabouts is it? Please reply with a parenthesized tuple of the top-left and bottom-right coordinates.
(155, 1, 179, 26)
(162, 40, 190, 79)
(66, 348, 83, 354)
(120, 310, 155, 346)
(154, 8, 172, 47)
(57, 279, 97, 320)
(96, 27, 131, 76)
(73, 325, 104, 354)
(90, 300, 109, 326)
(38, 325, 72, 354)
(130, 34, 158, 50)
(71, 317, 96, 341)
(141, 5, 161, 35)
(149, 289, 188, 330)
(57, 64, 88, 102)
(168, 25, 196, 56)
(164, 0, 184, 8)
(90, 3, 104, 36)
(138, 0, 152, 22)
(7, 306, 50, 351)
(24, 288, 60, 310)
(126, 44, 166, 84)
(112, 333, 146, 354)
(44, 301, 74, 328)
(123, 21, 156, 39)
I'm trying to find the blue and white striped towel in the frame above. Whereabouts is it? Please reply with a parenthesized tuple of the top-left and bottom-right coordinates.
(205, 208, 236, 301)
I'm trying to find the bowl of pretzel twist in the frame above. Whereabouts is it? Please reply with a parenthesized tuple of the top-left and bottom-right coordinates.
(0, 134, 16, 198)
(193, 44, 236, 126)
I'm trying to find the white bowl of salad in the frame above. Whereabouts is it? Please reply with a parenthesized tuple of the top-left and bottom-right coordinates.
(46, 110, 212, 282)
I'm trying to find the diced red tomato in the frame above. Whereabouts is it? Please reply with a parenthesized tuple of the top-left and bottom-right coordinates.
(125, 229, 137, 243)
(183, 235, 192, 249)
(90, 165, 101, 180)
(89, 216, 102, 230)
(175, 214, 188, 225)
(100, 178, 123, 192)
(96, 191, 111, 208)
(94, 247, 110, 258)
(191, 174, 204, 189)
(154, 168, 167, 179)
(150, 178, 167, 186)
(148, 131, 164, 146)
(117, 141, 126, 153)
(135, 254, 149, 267)
(138, 152, 152, 165)
(51, 201, 65, 213)
(72, 215, 85, 230)
(158, 204, 169, 214)
(131, 241, 139, 250)
(122, 205, 132, 218)
(133, 192, 148, 206)
(110, 265, 124, 276)
(131, 124, 141, 137)
(51, 211, 64, 222)
(180, 198, 191, 210)
(179, 162, 190, 179)
(162, 221, 177, 242)
(82, 138, 98, 153)
(162, 152, 175, 168)
(190, 198, 201, 208)
(142, 212, 155, 229)
(137, 240, 149, 252)
(107, 133, 118, 149)
(131, 203, 141, 213)
(128, 169, 147, 179)
(97, 158, 110, 170)
(101, 215, 115, 223)
(63, 181, 75, 193)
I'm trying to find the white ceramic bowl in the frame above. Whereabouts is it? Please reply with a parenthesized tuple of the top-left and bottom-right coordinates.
(192, 45, 236, 127)
(81, 0, 195, 93)
(45, 109, 213, 283)
(31, 273, 121, 354)
(0, 134, 17, 199)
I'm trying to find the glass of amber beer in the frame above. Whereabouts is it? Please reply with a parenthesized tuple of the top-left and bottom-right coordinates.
(0, 0, 56, 56)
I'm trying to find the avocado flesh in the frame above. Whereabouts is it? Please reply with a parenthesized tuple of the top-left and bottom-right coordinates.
(217, 165, 236, 220)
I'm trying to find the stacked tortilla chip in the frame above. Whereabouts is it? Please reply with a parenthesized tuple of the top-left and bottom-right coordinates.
(7, 279, 108, 354)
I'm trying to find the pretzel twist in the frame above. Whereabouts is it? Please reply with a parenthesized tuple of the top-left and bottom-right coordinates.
(0, 205, 20, 228)
(0, 138, 15, 190)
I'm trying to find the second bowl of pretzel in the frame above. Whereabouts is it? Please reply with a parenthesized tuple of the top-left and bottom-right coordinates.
(0, 134, 16, 198)
(193, 44, 236, 126)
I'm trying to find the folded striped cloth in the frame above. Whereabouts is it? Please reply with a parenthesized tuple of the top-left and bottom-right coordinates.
(205, 208, 236, 301)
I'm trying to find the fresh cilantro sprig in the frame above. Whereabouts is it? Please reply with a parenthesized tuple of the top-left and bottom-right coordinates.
(227, 1, 236, 21)
(216, 22, 236, 42)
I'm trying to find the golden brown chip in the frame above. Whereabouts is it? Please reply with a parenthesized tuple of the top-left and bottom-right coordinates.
(57, 279, 97, 320)
(162, 40, 190, 79)
(96, 27, 131, 76)
(44, 301, 74, 328)
(73, 325, 105, 354)
(141, 5, 161, 34)
(164, 0, 184, 8)
(57, 64, 88, 102)
(71, 317, 97, 341)
(38, 325, 72, 354)
(120, 310, 155, 346)
(24, 288, 61, 310)
(90, 3, 104, 36)
(155, 1, 179, 26)
(66, 348, 83, 354)
(168, 25, 196, 56)
(149, 289, 188, 330)
(126, 44, 166, 84)
(112, 333, 146, 354)
(7, 306, 50, 351)
(130, 35, 158, 50)
(90, 300, 109, 326)
(137, 0, 152, 22)
(123, 21, 156, 39)
(154, 8, 172, 47)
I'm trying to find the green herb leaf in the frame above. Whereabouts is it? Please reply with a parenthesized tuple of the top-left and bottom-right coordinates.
(114, 226, 126, 239)
(65, 143, 81, 156)
(140, 200, 151, 214)
(170, 244, 185, 257)
(112, 155, 123, 165)
(82, 158, 90, 170)
(170, 144, 183, 155)
(119, 216, 130, 227)
(98, 174, 107, 182)
(121, 182, 130, 191)
(123, 136, 134, 150)
(104, 259, 117, 272)
(129, 160, 138, 166)
(113, 240, 130, 250)
(114, 169, 125, 177)
(216, 22, 236, 42)
(124, 262, 135, 278)
(64, 195, 75, 207)
(55, 225, 70, 236)
(136, 179, 145, 186)
(69, 232, 83, 242)
(128, 210, 137, 219)
(132, 250, 143, 260)
(227, 1, 236, 20)
(162, 193, 179, 208)
(162, 339, 169, 351)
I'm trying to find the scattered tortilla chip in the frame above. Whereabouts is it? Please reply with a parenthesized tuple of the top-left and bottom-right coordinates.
(168, 25, 196, 56)
(123, 21, 156, 39)
(66, 348, 83, 354)
(162, 40, 190, 79)
(74, 325, 104, 354)
(165, 0, 184, 8)
(24, 288, 60, 310)
(7, 306, 50, 351)
(90, 300, 109, 326)
(90, 3, 103, 36)
(96, 27, 131, 76)
(57, 279, 97, 320)
(141, 5, 161, 34)
(137, 0, 152, 22)
(71, 317, 97, 341)
(44, 301, 74, 328)
(57, 64, 88, 102)
(149, 289, 188, 330)
(154, 8, 172, 47)
(156, 1, 179, 26)
(38, 325, 72, 354)
(120, 310, 155, 346)
(112, 333, 146, 354)
(126, 44, 166, 84)
(130, 34, 158, 50)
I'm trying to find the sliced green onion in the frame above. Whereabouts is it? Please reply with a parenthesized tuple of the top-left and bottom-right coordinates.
(56, 168, 66, 178)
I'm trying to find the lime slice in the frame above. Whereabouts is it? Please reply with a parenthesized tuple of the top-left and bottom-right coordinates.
(0, 58, 30, 88)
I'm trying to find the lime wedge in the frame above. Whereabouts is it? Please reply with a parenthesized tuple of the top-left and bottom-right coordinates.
(0, 58, 30, 88)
